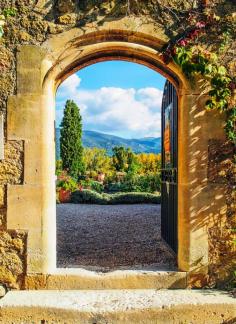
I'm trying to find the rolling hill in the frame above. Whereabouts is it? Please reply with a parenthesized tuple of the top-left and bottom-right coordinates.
(56, 129, 161, 159)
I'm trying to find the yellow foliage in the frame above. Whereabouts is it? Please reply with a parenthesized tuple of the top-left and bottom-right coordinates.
(137, 153, 161, 174)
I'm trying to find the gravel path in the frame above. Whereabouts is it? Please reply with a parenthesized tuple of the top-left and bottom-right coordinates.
(57, 204, 176, 271)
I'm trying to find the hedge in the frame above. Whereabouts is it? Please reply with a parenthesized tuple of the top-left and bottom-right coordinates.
(71, 189, 161, 204)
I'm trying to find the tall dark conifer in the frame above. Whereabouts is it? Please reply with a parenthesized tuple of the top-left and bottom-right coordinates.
(60, 100, 84, 178)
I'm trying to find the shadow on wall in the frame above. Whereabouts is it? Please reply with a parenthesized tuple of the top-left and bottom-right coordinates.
(207, 140, 236, 289)
(186, 95, 236, 288)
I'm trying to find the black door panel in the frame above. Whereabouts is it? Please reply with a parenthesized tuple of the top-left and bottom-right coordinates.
(161, 80, 178, 253)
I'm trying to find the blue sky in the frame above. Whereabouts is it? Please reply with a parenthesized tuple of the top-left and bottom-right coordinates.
(56, 61, 166, 138)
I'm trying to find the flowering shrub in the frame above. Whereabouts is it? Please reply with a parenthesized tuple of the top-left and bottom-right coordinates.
(106, 173, 161, 193)
(57, 172, 78, 192)
(79, 179, 104, 193)
(162, 9, 236, 143)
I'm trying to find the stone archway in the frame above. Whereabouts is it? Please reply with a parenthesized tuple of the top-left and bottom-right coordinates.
(6, 26, 226, 289)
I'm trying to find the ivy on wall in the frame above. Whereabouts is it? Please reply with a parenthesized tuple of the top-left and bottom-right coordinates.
(161, 6, 236, 143)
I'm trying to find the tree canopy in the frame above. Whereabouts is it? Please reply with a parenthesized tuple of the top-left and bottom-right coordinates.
(60, 100, 84, 178)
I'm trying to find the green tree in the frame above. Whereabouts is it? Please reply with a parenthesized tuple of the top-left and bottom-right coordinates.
(126, 149, 140, 174)
(60, 100, 84, 178)
(112, 146, 140, 173)
(112, 146, 128, 172)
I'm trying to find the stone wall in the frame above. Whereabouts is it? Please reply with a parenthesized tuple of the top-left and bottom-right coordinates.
(0, 140, 24, 288)
(0, 230, 26, 289)
(0, 0, 235, 289)
(207, 140, 236, 288)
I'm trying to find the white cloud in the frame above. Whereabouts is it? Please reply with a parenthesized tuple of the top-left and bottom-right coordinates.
(59, 74, 81, 96)
(56, 75, 163, 138)
(137, 88, 163, 110)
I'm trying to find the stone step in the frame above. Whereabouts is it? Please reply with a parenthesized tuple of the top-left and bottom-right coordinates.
(0, 289, 235, 323)
(25, 268, 187, 290)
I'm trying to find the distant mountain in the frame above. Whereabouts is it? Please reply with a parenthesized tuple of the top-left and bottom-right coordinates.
(56, 129, 161, 159)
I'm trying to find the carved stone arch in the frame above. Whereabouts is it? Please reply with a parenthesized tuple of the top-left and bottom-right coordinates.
(7, 26, 226, 288)
(43, 30, 190, 92)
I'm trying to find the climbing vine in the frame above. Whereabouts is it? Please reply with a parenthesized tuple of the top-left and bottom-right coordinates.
(161, 6, 236, 143)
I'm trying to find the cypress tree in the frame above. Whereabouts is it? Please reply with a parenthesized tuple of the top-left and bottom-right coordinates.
(60, 100, 84, 178)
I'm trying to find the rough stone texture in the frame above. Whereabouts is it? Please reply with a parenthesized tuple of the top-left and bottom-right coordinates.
(0, 231, 27, 289)
(57, 13, 77, 25)
(0, 209, 6, 230)
(208, 226, 236, 288)
(0, 289, 235, 323)
(208, 140, 236, 185)
(0, 46, 15, 116)
(0, 186, 6, 229)
(57, 204, 176, 271)
(207, 140, 236, 288)
(57, 0, 76, 14)
(0, 141, 23, 185)
(0, 186, 5, 208)
(0, 141, 23, 232)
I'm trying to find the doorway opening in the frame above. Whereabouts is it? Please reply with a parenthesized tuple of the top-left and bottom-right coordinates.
(55, 60, 178, 272)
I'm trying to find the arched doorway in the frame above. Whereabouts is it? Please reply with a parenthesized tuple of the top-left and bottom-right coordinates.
(7, 28, 216, 288)
(43, 30, 187, 274)
(55, 60, 176, 270)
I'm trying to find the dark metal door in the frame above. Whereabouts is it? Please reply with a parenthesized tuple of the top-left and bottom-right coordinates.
(161, 80, 178, 253)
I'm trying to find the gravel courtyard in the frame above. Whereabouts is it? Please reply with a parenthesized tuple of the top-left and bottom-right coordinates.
(57, 204, 176, 271)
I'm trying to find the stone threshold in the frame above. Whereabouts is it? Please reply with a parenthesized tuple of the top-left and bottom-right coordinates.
(24, 268, 187, 290)
(0, 289, 235, 323)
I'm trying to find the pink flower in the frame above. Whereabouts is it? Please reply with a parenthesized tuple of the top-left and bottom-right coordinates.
(178, 39, 188, 47)
(196, 21, 206, 28)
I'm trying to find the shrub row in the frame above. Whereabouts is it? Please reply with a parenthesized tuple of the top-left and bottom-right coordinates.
(106, 173, 161, 193)
(71, 189, 161, 205)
